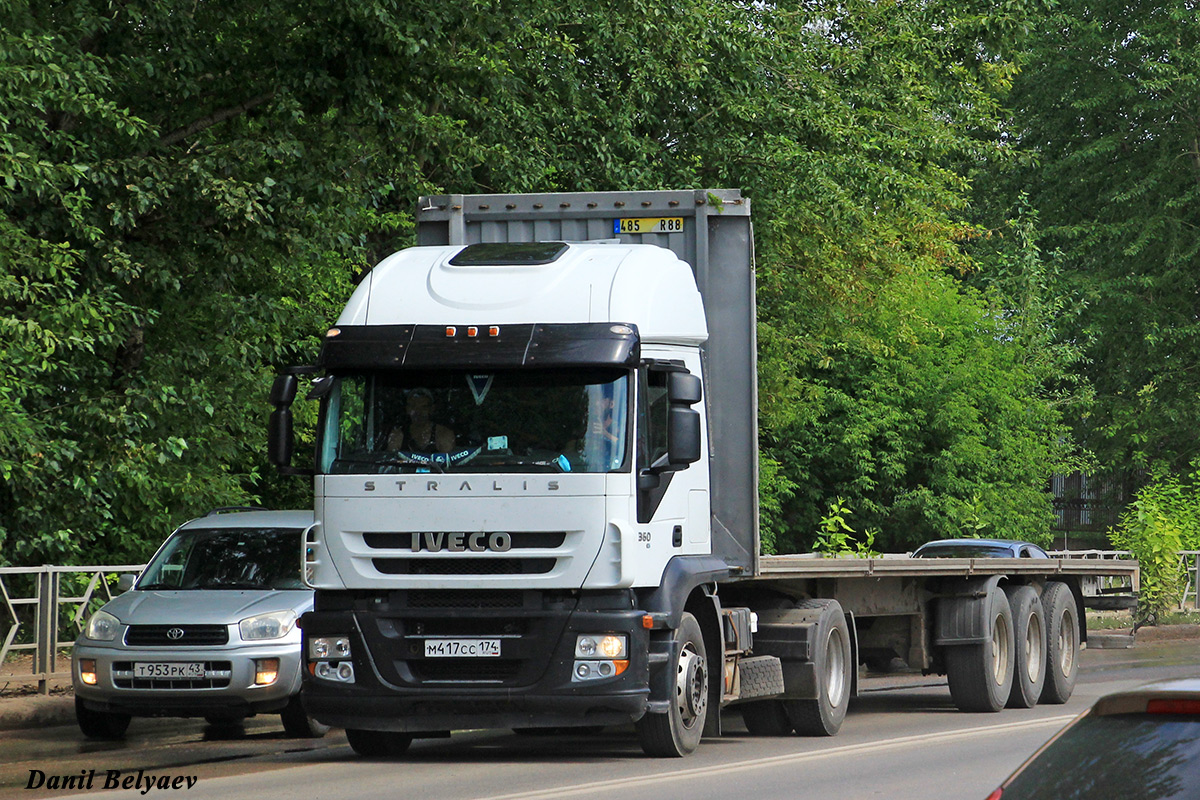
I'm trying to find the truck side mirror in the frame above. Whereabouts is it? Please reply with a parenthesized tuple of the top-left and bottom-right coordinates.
(668, 372, 702, 405)
(268, 407, 295, 467)
(667, 407, 702, 466)
(268, 374, 298, 469)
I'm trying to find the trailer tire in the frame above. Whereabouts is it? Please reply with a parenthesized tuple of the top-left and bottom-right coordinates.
(1040, 581, 1079, 704)
(636, 612, 708, 757)
(741, 700, 794, 736)
(946, 585, 1014, 712)
(1004, 585, 1046, 709)
(784, 601, 852, 736)
(345, 728, 412, 758)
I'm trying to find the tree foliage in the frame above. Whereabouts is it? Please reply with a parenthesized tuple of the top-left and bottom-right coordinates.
(2, 0, 1074, 563)
(997, 0, 1200, 479)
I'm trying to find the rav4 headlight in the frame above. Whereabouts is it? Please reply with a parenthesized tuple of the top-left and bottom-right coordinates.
(239, 610, 298, 641)
(84, 610, 121, 642)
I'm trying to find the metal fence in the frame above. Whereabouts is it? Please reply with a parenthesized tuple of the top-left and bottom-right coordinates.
(0, 564, 143, 695)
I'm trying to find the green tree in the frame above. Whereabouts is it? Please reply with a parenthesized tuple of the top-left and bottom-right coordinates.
(998, 0, 1200, 479)
(2, 0, 1067, 563)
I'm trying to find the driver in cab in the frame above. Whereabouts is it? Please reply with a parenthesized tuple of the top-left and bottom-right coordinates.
(387, 389, 456, 453)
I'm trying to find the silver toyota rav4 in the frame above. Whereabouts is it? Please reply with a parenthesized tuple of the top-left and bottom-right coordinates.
(72, 509, 325, 739)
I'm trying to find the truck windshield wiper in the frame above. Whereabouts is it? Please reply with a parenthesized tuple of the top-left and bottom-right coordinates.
(479, 455, 570, 473)
(333, 454, 445, 473)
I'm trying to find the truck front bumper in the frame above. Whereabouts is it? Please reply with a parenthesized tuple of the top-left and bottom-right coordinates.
(301, 595, 650, 733)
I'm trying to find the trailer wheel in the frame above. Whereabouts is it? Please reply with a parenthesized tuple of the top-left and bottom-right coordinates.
(345, 729, 412, 758)
(946, 585, 1014, 712)
(741, 700, 794, 736)
(1004, 585, 1046, 709)
(784, 600, 852, 736)
(1040, 581, 1079, 704)
(637, 612, 708, 757)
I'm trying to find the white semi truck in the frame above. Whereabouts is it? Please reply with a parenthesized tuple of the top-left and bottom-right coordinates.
(267, 189, 1137, 757)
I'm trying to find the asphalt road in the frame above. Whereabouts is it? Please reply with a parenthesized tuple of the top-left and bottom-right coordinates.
(3, 641, 1197, 800)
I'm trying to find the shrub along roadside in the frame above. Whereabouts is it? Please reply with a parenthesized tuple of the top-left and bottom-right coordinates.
(1109, 460, 1200, 624)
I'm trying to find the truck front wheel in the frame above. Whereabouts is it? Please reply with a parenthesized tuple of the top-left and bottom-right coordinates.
(637, 612, 708, 757)
(946, 585, 1014, 712)
(785, 600, 852, 736)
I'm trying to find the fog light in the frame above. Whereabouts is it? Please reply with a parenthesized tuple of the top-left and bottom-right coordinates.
(337, 662, 354, 681)
(80, 659, 98, 686)
(575, 662, 592, 679)
(255, 658, 280, 686)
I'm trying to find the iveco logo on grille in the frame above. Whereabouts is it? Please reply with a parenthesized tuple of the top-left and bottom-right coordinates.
(166, 627, 186, 640)
(409, 532, 512, 553)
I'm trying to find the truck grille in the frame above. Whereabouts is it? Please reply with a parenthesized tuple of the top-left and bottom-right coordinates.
(111, 661, 233, 689)
(372, 558, 555, 575)
(363, 531, 566, 549)
(364, 531, 565, 578)
(124, 625, 229, 647)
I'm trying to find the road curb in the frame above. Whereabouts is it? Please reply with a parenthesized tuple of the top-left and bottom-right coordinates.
(0, 694, 75, 731)
(1087, 632, 1136, 649)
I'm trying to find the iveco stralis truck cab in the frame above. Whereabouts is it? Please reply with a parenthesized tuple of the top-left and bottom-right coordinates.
(271, 194, 779, 758)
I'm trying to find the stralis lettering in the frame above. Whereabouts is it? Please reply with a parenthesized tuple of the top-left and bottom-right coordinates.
(410, 531, 512, 552)
(364, 479, 560, 493)
(26, 769, 199, 793)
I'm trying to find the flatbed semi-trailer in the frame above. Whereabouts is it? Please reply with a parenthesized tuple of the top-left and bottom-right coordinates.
(268, 189, 1139, 757)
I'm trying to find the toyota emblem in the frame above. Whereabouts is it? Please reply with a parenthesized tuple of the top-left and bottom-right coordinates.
(166, 627, 185, 640)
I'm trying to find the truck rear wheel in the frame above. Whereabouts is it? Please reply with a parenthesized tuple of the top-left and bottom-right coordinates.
(784, 600, 852, 736)
(946, 585, 1014, 712)
(1040, 581, 1079, 704)
(741, 700, 794, 736)
(346, 728, 413, 758)
(1004, 585, 1046, 709)
(636, 612, 708, 757)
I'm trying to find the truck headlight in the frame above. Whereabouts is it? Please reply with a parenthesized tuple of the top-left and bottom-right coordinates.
(575, 634, 627, 659)
(308, 636, 351, 659)
(239, 610, 298, 641)
(84, 610, 121, 642)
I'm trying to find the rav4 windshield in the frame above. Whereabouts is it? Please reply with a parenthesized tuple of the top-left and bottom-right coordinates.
(319, 368, 630, 474)
(138, 528, 307, 590)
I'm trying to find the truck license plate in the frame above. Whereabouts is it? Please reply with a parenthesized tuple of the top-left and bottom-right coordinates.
(614, 217, 684, 234)
(423, 639, 501, 658)
(134, 662, 205, 678)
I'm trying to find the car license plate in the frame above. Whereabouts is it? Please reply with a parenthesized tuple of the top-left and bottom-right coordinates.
(133, 662, 206, 679)
(614, 217, 684, 235)
(423, 639, 501, 658)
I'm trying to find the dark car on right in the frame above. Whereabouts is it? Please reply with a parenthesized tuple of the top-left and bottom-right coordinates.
(987, 678, 1200, 799)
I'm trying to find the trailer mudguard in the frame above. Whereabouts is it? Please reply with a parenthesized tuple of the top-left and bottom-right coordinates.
(935, 575, 1006, 646)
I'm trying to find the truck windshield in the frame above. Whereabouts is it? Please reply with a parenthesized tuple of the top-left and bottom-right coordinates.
(319, 368, 630, 474)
